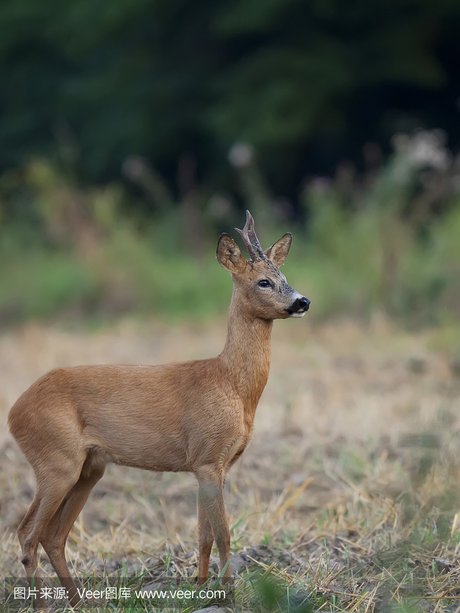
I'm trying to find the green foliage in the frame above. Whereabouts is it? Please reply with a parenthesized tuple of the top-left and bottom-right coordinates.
(294, 133, 460, 325)
(0, 251, 98, 322)
(251, 573, 313, 612)
(0, 131, 459, 327)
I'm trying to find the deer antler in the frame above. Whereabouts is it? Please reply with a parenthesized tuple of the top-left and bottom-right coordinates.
(235, 210, 265, 261)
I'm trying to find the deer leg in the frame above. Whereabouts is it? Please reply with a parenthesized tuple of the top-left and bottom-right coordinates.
(17, 496, 42, 607)
(19, 459, 83, 608)
(196, 466, 231, 580)
(18, 495, 40, 550)
(197, 494, 214, 582)
(40, 465, 105, 607)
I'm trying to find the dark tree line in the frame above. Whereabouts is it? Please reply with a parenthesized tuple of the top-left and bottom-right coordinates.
(0, 0, 459, 196)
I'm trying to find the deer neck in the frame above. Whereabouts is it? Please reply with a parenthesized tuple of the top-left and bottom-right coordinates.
(219, 290, 273, 424)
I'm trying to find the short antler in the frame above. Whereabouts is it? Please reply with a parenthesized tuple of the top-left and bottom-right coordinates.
(235, 210, 265, 261)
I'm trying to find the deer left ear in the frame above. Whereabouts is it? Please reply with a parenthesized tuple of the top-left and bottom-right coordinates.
(265, 233, 292, 267)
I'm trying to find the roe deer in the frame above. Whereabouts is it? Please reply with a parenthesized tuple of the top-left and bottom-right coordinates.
(8, 210, 310, 607)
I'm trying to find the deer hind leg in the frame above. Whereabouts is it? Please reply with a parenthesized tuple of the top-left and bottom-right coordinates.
(18, 495, 40, 550)
(19, 455, 84, 606)
(196, 466, 232, 580)
(40, 459, 105, 607)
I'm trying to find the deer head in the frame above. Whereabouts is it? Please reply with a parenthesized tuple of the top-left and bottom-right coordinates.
(216, 210, 310, 320)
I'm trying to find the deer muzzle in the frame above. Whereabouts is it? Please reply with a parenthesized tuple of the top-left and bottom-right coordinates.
(286, 295, 311, 317)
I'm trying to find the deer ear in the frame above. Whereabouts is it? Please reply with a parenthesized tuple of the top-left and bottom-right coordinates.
(265, 233, 292, 267)
(216, 233, 247, 274)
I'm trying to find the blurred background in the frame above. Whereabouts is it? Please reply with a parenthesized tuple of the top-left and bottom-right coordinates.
(1, 3, 460, 610)
(0, 0, 459, 326)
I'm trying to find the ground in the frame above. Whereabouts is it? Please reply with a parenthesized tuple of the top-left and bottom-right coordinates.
(0, 317, 459, 612)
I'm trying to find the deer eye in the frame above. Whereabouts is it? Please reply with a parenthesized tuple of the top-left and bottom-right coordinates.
(257, 279, 272, 288)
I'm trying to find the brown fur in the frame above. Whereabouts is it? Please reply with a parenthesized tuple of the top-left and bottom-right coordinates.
(8, 212, 308, 607)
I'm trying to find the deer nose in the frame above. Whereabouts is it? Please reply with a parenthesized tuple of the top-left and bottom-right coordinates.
(295, 297, 310, 312)
(289, 296, 310, 314)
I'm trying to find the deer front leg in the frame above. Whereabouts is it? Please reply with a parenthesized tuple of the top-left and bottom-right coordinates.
(197, 496, 213, 582)
(195, 466, 231, 580)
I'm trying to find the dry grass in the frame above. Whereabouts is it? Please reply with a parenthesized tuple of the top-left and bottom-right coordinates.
(1, 317, 459, 612)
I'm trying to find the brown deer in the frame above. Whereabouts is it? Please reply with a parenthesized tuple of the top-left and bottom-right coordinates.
(8, 211, 310, 607)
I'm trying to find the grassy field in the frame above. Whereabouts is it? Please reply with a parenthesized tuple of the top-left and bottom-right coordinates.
(0, 317, 459, 612)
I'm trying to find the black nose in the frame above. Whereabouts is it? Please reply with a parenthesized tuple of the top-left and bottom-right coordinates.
(292, 297, 310, 312)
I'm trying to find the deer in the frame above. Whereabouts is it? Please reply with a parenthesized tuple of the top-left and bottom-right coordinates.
(8, 210, 310, 607)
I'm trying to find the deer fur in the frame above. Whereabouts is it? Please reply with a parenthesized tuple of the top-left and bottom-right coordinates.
(8, 210, 310, 607)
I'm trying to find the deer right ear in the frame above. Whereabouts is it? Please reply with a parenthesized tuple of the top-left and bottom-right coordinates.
(216, 233, 247, 274)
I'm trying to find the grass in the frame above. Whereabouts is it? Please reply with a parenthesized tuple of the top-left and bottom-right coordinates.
(0, 318, 459, 611)
(1, 137, 460, 328)
(1, 200, 460, 328)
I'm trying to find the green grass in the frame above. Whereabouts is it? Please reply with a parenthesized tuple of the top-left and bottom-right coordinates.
(1, 209, 459, 328)
(0, 153, 459, 327)
(0, 250, 99, 322)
